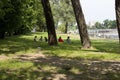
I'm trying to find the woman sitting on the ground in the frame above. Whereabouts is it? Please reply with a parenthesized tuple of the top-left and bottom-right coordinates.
(58, 36, 64, 42)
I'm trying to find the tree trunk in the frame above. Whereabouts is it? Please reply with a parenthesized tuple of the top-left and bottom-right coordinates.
(64, 22, 68, 34)
(0, 31, 5, 39)
(115, 0, 120, 44)
(41, 0, 58, 46)
(71, 0, 91, 48)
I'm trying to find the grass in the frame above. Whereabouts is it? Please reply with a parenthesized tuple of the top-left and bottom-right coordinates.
(0, 32, 47, 56)
(40, 38, 120, 60)
(0, 32, 120, 80)
(0, 59, 33, 69)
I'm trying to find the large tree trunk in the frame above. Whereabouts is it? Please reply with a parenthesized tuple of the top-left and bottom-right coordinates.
(71, 0, 91, 48)
(115, 0, 120, 44)
(41, 0, 58, 46)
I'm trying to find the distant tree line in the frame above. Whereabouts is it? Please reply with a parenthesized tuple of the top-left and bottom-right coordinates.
(88, 19, 117, 29)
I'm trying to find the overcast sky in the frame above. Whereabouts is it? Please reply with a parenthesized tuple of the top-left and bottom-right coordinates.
(80, 0, 115, 23)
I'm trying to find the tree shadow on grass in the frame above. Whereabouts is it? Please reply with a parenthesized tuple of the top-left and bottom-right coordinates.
(0, 36, 41, 55)
(1, 55, 120, 80)
(33, 56, 120, 80)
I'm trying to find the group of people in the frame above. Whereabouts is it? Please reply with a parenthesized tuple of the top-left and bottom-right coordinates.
(34, 36, 48, 42)
(58, 36, 71, 43)
(34, 36, 71, 43)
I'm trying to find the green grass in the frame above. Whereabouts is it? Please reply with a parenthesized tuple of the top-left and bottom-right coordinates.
(0, 32, 47, 56)
(0, 59, 33, 69)
(40, 38, 120, 60)
(0, 32, 120, 60)
(0, 32, 120, 80)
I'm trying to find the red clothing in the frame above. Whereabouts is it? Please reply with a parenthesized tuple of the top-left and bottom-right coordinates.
(58, 38, 64, 42)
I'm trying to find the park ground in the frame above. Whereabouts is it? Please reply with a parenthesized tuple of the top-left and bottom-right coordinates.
(0, 32, 120, 80)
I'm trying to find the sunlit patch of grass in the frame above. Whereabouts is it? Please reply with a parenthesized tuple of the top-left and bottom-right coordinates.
(41, 38, 120, 60)
(0, 59, 33, 69)
(70, 67, 80, 74)
(40, 65, 57, 73)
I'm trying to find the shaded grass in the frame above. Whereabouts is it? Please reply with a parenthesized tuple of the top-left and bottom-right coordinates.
(0, 32, 47, 56)
(0, 56, 120, 80)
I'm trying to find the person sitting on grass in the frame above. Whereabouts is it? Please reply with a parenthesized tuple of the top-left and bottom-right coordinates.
(58, 36, 64, 42)
(34, 36, 37, 42)
(44, 37, 48, 42)
(39, 36, 43, 42)
(66, 36, 71, 43)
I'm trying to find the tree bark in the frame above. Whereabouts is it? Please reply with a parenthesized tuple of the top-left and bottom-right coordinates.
(64, 22, 68, 34)
(71, 0, 91, 48)
(0, 31, 5, 39)
(115, 0, 120, 44)
(41, 0, 58, 46)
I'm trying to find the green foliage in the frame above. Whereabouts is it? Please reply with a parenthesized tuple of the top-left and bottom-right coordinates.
(50, 0, 76, 32)
(94, 22, 103, 29)
(0, 0, 45, 39)
(90, 19, 117, 29)
(58, 24, 66, 33)
(103, 19, 117, 29)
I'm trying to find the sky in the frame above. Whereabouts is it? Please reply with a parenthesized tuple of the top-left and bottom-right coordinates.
(80, 0, 115, 23)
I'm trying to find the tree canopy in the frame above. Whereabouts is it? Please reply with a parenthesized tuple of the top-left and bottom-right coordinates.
(0, 0, 45, 38)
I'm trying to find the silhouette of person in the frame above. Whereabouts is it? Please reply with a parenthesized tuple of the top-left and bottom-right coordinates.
(34, 36, 37, 42)
(66, 36, 71, 43)
(39, 36, 43, 42)
(44, 37, 48, 42)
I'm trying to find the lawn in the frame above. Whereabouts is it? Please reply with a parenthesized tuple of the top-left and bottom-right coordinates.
(0, 32, 120, 80)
